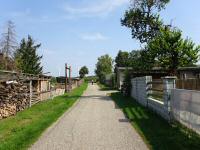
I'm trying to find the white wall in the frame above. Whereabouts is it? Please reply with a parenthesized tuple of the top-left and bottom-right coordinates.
(131, 76, 152, 107)
(131, 76, 171, 121)
(171, 89, 200, 134)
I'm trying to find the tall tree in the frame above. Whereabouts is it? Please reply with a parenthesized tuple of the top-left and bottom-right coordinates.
(121, 0, 170, 43)
(115, 50, 130, 67)
(0, 20, 17, 58)
(147, 27, 200, 74)
(15, 35, 43, 74)
(79, 66, 89, 78)
(0, 20, 17, 70)
(95, 54, 113, 83)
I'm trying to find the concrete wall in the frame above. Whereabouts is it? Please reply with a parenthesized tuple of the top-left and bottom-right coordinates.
(131, 76, 174, 121)
(148, 98, 169, 120)
(131, 76, 200, 134)
(131, 76, 152, 107)
(171, 89, 200, 134)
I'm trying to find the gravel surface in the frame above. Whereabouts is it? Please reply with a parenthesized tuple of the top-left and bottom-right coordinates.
(29, 84, 148, 150)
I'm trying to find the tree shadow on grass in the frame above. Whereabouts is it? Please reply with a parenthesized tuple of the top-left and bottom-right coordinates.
(111, 92, 200, 150)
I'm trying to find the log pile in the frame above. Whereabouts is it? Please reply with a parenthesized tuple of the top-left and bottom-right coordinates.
(0, 81, 29, 119)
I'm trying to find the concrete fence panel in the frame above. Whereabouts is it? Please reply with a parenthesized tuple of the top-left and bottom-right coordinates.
(171, 89, 200, 134)
(131, 76, 152, 107)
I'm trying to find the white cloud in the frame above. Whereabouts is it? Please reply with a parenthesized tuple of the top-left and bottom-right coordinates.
(63, 0, 129, 18)
(80, 33, 108, 41)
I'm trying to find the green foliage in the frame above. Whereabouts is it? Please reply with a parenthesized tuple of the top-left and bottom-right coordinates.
(15, 35, 43, 74)
(84, 76, 97, 83)
(97, 81, 115, 91)
(129, 50, 151, 71)
(50, 77, 57, 86)
(147, 28, 200, 74)
(115, 49, 155, 71)
(95, 54, 113, 83)
(111, 92, 200, 150)
(121, 0, 170, 43)
(79, 66, 89, 78)
(121, 70, 132, 96)
(121, 0, 199, 74)
(115, 50, 130, 67)
(111, 74, 117, 88)
(0, 82, 88, 150)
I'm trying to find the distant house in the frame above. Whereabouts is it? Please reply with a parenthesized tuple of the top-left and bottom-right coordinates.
(56, 76, 82, 89)
(116, 66, 200, 89)
(178, 66, 200, 79)
(116, 67, 168, 89)
(104, 73, 115, 87)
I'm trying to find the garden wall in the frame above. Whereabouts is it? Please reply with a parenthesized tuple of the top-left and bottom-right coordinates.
(171, 89, 200, 134)
(131, 76, 175, 121)
(131, 76, 200, 134)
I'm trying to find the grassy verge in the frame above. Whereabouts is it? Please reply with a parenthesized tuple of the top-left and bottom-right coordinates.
(110, 92, 200, 150)
(0, 82, 88, 150)
(97, 82, 115, 91)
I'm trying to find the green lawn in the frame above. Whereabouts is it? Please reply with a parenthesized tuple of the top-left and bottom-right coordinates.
(97, 82, 115, 91)
(110, 92, 200, 150)
(0, 82, 88, 150)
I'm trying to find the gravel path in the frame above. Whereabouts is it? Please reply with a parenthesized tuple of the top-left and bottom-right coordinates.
(29, 84, 148, 150)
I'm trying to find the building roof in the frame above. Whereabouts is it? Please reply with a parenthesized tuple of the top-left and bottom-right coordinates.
(178, 66, 200, 71)
(117, 67, 133, 70)
(0, 70, 51, 82)
(117, 66, 200, 72)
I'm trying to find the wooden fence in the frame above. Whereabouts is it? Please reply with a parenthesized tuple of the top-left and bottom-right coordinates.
(176, 79, 200, 90)
(30, 89, 65, 106)
(148, 79, 164, 101)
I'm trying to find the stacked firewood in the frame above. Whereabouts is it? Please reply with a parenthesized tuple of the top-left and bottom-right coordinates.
(0, 81, 29, 119)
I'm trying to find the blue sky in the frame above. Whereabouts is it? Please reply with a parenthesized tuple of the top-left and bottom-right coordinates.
(0, 0, 200, 77)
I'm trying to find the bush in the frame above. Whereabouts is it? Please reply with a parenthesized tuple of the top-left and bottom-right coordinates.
(121, 70, 132, 96)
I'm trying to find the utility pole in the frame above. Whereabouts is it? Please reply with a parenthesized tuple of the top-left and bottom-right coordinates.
(65, 63, 72, 93)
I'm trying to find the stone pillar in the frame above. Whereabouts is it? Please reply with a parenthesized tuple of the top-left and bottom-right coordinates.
(162, 76, 176, 119)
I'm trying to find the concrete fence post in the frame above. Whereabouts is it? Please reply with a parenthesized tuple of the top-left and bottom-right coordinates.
(162, 76, 176, 119)
(145, 76, 152, 107)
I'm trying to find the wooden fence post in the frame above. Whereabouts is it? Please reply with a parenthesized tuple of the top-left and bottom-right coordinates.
(29, 80, 32, 107)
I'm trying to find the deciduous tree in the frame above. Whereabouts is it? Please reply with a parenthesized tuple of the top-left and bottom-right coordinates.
(95, 54, 113, 83)
(79, 66, 89, 78)
(147, 28, 200, 74)
(121, 0, 170, 43)
(115, 50, 130, 67)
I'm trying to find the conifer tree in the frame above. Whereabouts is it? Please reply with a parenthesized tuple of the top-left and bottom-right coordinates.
(15, 35, 43, 74)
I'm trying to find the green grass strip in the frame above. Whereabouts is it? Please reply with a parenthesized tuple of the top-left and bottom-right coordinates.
(97, 82, 115, 91)
(110, 92, 200, 150)
(0, 82, 88, 150)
